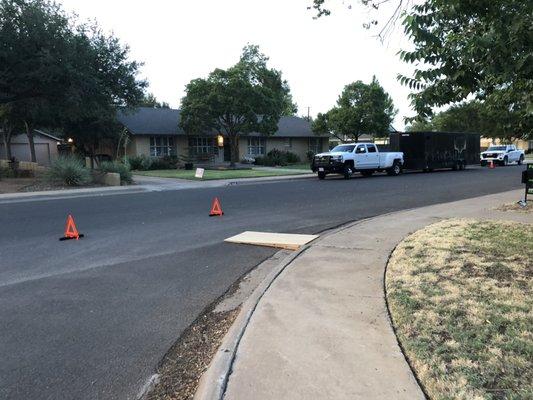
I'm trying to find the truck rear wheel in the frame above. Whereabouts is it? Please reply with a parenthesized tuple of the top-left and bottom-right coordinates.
(318, 171, 326, 180)
(387, 161, 402, 176)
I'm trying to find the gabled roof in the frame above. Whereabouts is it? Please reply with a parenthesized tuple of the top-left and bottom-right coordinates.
(34, 129, 62, 142)
(279, 116, 319, 137)
(117, 107, 184, 136)
(116, 107, 326, 138)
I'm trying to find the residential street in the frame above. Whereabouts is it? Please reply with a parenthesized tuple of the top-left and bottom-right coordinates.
(0, 166, 524, 400)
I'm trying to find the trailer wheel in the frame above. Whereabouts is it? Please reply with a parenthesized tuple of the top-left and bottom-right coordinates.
(459, 161, 466, 170)
(387, 161, 402, 176)
(318, 171, 326, 180)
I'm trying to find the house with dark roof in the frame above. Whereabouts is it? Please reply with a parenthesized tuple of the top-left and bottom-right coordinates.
(116, 107, 329, 163)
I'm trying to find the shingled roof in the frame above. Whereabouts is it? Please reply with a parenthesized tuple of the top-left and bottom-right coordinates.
(117, 108, 184, 136)
(117, 107, 325, 138)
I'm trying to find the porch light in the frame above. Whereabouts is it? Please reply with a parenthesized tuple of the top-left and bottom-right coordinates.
(217, 134, 224, 147)
(67, 138, 74, 143)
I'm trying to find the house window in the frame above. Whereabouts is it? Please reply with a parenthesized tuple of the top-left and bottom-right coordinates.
(309, 138, 321, 154)
(248, 137, 266, 156)
(150, 136, 175, 157)
(284, 138, 292, 148)
(189, 137, 214, 155)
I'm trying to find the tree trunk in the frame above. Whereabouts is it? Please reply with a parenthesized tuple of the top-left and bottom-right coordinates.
(24, 121, 36, 163)
(2, 127, 13, 160)
(229, 134, 239, 168)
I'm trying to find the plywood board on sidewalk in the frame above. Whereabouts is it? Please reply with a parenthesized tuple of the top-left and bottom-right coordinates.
(224, 231, 318, 250)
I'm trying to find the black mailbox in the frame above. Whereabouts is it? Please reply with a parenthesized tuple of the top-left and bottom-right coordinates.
(522, 164, 533, 203)
(522, 170, 533, 184)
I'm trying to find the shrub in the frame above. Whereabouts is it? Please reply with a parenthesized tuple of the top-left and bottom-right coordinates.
(306, 151, 315, 162)
(98, 161, 133, 184)
(127, 155, 179, 170)
(46, 156, 92, 186)
(152, 155, 179, 169)
(127, 155, 147, 170)
(254, 150, 300, 166)
(285, 151, 300, 164)
(0, 167, 14, 179)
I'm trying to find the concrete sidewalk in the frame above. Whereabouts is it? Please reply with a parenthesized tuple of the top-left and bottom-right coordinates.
(196, 189, 531, 400)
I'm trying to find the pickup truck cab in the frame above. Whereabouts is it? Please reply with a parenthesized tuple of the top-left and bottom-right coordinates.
(311, 143, 404, 179)
(480, 144, 525, 166)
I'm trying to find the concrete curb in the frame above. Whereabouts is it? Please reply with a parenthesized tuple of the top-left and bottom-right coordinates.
(133, 173, 317, 187)
(0, 185, 147, 203)
(195, 189, 529, 400)
(193, 216, 380, 400)
(193, 246, 309, 400)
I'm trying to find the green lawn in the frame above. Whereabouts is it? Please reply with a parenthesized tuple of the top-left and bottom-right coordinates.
(278, 163, 312, 170)
(386, 219, 533, 400)
(133, 168, 310, 180)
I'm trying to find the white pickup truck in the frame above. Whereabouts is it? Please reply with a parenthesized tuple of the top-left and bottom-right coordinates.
(480, 144, 525, 166)
(311, 143, 404, 179)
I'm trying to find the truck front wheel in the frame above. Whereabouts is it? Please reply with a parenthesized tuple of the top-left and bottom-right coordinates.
(387, 161, 402, 176)
(318, 171, 326, 180)
(343, 164, 353, 179)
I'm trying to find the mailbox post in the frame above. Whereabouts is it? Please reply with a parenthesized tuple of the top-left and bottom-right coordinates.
(521, 163, 533, 204)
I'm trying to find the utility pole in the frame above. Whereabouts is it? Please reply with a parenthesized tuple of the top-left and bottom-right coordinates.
(307, 107, 310, 121)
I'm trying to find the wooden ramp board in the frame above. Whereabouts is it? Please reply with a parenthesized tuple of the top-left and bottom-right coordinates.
(224, 231, 318, 250)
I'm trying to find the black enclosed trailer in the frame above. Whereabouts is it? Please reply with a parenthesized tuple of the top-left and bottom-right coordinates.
(389, 131, 480, 171)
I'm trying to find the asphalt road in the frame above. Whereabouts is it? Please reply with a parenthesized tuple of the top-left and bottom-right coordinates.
(0, 165, 524, 399)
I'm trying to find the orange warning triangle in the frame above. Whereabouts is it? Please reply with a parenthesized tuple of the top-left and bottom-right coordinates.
(209, 197, 224, 216)
(64, 214, 80, 239)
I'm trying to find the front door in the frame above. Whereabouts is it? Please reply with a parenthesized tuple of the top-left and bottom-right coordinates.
(219, 138, 240, 162)
(223, 142, 231, 162)
(214, 146, 225, 163)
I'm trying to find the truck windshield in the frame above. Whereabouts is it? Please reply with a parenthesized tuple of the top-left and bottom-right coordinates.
(331, 145, 355, 152)
(487, 146, 506, 151)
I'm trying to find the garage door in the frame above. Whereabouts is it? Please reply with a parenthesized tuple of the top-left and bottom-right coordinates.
(0, 143, 51, 165)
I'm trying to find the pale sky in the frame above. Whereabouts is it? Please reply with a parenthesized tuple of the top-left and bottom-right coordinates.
(60, 0, 416, 129)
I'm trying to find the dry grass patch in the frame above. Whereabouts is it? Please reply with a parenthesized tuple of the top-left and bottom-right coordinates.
(496, 202, 532, 213)
(386, 219, 532, 400)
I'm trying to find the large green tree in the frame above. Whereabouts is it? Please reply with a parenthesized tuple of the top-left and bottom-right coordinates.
(0, 0, 74, 161)
(0, 0, 146, 164)
(180, 45, 292, 166)
(62, 24, 146, 165)
(406, 100, 520, 141)
(139, 93, 170, 109)
(309, 0, 533, 139)
(313, 76, 396, 141)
